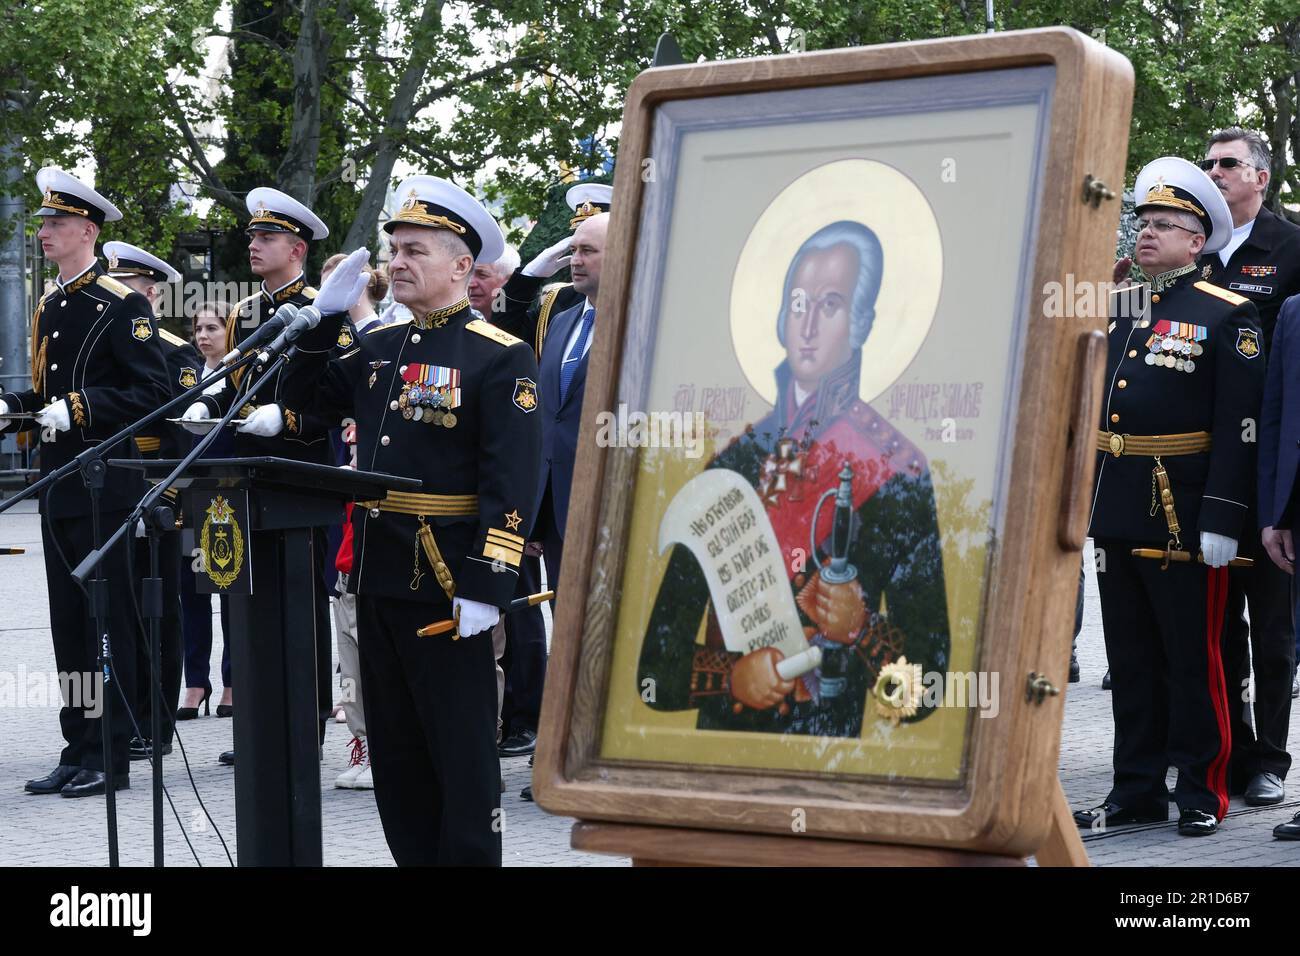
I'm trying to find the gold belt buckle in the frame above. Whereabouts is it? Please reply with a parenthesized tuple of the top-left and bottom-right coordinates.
(1109, 433, 1125, 457)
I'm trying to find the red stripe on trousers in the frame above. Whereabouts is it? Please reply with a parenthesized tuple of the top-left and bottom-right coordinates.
(1204, 565, 1231, 820)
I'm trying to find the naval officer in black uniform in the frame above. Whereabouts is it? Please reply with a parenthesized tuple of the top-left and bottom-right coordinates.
(243, 176, 542, 865)
(180, 187, 344, 764)
(1074, 157, 1265, 837)
(0, 169, 171, 797)
(102, 240, 201, 761)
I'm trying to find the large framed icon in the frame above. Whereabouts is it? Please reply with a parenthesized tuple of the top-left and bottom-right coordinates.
(535, 27, 1132, 856)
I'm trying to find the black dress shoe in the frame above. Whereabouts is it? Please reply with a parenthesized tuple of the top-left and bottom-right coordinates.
(219, 751, 235, 766)
(215, 704, 233, 718)
(60, 769, 130, 798)
(129, 737, 173, 761)
(1069, 656, 1080, 683)
(499, 728, 537, 757)
(1073, 800, 1167, 828)
(520, 785, 534, 802)
(24, 764, 80, 795)
(1101, 669, 1112, 690)
(1177, 809, 1218, 836)
(1245, 771, 1285, 806)
(1273, 811, 1300, 840)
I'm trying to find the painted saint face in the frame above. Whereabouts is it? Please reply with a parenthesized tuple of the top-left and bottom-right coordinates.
(785, 242, 858, 393)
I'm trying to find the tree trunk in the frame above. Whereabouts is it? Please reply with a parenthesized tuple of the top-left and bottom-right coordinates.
(340, 0, 444, 252)
(276, 0, 329, 202)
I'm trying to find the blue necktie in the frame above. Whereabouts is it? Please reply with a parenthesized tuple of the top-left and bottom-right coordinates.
(559, 308, 595, 403)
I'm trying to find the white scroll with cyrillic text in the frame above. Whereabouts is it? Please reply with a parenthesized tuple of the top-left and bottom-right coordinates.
(658, 469, 822, 679)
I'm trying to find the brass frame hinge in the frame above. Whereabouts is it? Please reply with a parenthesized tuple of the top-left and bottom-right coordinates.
(1082, 174, 1116, 208)
(1025, 672, 1060, 705)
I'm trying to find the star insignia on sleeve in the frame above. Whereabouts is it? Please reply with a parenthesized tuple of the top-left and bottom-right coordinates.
(504, 510, 522, 531)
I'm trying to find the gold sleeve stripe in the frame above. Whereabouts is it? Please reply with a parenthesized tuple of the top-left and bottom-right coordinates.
(486, 527, 525, 547)
(134, 436, 162, 453)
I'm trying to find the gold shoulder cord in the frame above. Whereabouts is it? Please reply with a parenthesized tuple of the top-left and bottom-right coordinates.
(30, 299, 46, 396)
(1149, 456, 1183, 553)
(534, 287, 563, 359)
(413, 516, 456, 600)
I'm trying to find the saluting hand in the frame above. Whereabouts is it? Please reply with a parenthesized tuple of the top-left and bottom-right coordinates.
(316, 248, 372, 314)
(1112, 257, 1135, 289)
(522, 236, 573, 279)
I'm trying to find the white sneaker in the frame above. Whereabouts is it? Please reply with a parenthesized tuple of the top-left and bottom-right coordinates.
(352, 763, 373, 790)
(334, 735, 367, 789)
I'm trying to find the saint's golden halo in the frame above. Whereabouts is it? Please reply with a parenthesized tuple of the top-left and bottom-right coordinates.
(729, 158, 943, 405)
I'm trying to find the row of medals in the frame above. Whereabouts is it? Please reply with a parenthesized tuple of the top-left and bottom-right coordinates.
(398, 386, 457, 427)
(1145, 332, 1202, 372)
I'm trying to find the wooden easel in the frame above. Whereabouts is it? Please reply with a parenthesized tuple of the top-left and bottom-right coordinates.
(570, 780, 1089, 867)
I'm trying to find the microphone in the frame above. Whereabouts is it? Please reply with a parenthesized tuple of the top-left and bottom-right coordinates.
(220, 308, 292, 365)
(257, 304, 322, 363)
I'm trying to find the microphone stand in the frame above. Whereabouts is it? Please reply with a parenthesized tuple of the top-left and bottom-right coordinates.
(69, 348, 295, 867)
(0, 349, 263, 867)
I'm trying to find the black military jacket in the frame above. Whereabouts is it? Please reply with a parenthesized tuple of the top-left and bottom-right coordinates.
(1197, 206, 1300, 354)
(194, 273, 338, 462)
(1, 262, 171, 518)
(136, 328, 205, 460)
(1089, 267, 1264, 547)
(298, 298, 543, 610)
(494, 270, 583, 356)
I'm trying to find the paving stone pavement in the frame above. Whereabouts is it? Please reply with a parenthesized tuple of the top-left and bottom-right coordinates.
(1066, 542, 1300, 866)
(2, 496, 1296, 866)
(0, 500, 622, 867)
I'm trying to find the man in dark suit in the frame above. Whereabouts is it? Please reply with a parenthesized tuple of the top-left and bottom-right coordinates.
(1197, 127, 1300, 807)
(1258, 293, 1300, 839)
(516, 210, 607, 799)
(494, 185, 613, 760)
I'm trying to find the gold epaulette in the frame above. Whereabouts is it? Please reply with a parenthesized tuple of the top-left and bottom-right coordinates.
(158, 328, 188, 348)
(303, 287, 318, 299)
(96, 275, 132, 298)
(466, 319, 522, 347)
(1194, 281, 1249, 306)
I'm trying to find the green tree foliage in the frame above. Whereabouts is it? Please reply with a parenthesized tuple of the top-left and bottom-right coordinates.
(2, 0, 1295, 270)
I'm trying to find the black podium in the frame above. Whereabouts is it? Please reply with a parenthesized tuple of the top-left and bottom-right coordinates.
(113, 456, 420, 866)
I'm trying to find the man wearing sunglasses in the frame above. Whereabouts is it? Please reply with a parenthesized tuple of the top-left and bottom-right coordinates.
(1197, 128, 1300, 813)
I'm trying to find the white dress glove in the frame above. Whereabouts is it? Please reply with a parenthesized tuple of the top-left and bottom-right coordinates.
(35, 400, 71, 432)
(315, 248, 372, 313)
(1201, 532, 1238, 569)
(522, 236, 573, 278)
(0, 398, 10, 433)
(236, 403, 284, 438)
(202, 376, 226, 396)
(134, 518, 146, 538)
(453, 597, 500, 638)
(179, 401, 212, 435)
